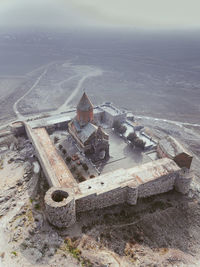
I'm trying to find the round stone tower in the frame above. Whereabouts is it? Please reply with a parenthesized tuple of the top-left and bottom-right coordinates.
(77, 92, 93, 126)
(45, 187, 76, 228)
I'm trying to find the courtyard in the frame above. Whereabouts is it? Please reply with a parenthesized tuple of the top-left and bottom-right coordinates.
(97, 128, 153, 174)
(50, 127, 156, 182)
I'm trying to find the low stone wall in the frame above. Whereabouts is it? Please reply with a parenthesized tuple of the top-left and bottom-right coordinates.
(45, 187, 76, 228)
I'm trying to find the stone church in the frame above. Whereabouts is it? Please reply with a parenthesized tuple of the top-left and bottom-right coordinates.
(68, 92, 109, 161)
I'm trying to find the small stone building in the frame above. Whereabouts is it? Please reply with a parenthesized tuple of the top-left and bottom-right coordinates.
(100, 104, 127, 126)
(157, 135, 193, 169)
(69, 93, 109, 161)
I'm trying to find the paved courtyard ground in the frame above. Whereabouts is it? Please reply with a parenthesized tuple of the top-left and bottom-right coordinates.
(51, 128, 155, 181)
(98, 129, 152, 174)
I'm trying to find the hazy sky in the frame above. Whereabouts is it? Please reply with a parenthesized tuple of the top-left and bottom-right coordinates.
(0, 0, 200, 30)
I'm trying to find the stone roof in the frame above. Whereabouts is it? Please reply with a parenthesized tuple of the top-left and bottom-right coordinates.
(77, 122, 98, 144)
(73, 120, 81, 132)
(158, 135, 192, 159)
(77, 92, 93, 111)
(30, 127, 78, 190)
(127, 157, 180, 184)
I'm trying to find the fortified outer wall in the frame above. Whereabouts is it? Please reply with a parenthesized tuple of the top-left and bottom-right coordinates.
(22, 98, 194, 229)
(25, 119, 193, 228)
(44, 158, 193, 228)
(25, 124, 60, 187)
(75, 158, 181, 213)
(157, 136, 193, 169)
(126, 183, 138, 205)
(137, 173, 177, 198)
(25, 124, 78, 190)
(45, 187, 76, 228)
(175, 168, 193, 194)
(76, 186, 127, 213)
(75, 185, 139, 213)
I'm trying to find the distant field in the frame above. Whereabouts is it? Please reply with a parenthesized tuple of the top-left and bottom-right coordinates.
(0, 31, 200, 124)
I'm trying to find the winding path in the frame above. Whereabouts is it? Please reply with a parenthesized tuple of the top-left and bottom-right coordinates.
(13, 68, 48, 120)
(56, 68, 102, 113)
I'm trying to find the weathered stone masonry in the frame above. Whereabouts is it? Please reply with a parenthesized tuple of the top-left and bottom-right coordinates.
(45, 187, 76, 228)
(24, 122, 193, 228)
(44, 158, 192, 228)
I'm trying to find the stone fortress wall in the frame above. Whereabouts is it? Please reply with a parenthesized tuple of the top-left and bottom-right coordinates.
(25, 124, 60, 188)
(14, 100, 193, 228)
(44, 157, 192, 228)
(45, 187, 76, 228)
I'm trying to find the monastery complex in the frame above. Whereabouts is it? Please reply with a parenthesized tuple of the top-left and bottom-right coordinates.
(11, 93, 193, 228)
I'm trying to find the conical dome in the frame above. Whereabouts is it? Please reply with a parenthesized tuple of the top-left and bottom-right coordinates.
(77, 92, 93, 111)
(76, 92, 94, 126)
